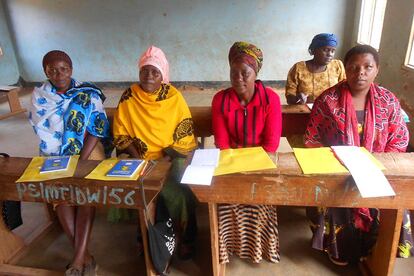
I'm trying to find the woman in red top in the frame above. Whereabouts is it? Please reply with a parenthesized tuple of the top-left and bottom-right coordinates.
(212, 42, 282, 264)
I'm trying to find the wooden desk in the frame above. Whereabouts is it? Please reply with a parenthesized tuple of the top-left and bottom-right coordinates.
(188, 152, 414, 276)
(0, 157, 170, 276)
(105, 104, 311, 146)
(0, 87, 27, 120)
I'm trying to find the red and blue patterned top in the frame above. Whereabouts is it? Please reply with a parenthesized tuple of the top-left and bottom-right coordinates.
(304, 81, 408, 152)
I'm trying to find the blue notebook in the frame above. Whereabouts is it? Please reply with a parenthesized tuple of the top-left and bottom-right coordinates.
(106, 159, 145, 177)
(40, 156, 71, 173)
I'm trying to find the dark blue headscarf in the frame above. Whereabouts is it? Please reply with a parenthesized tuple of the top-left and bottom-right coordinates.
(308, 33, 338, 53)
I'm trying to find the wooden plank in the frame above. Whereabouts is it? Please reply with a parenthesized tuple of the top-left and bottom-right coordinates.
(208, 203, 225, 276)
(362, 209, 404, 276)
(0, 203, 25, 264)
(7, 221, 56, 265)
(105, 105, 311, 140)
(0, 88, 27, 120)
(0, 158, 170, 209)
(139, 208, 156, 276)
(0, 264, 61, 276)
(189, 153, 414, 209)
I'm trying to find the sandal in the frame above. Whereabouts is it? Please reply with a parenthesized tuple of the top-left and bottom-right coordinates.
(64, 266, 83, 276)
(83, 256, 98, 276)
(328, 254, 349, 266)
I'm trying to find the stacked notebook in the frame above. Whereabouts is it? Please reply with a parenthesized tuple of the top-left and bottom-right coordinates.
(106, 159, 145, 178)
(40, 156, 71, 173)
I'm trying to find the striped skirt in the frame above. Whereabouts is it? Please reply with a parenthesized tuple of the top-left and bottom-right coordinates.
(218, 204, 280, 264)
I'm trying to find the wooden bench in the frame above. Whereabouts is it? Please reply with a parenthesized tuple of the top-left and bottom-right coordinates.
(0, 86, 27, 120)
(105, 104, 311, 147)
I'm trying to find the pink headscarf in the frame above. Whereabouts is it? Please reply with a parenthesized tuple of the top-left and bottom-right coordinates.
(138, 46, 170, 83)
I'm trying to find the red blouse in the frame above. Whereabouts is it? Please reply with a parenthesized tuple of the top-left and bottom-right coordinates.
(212, 81, 282, 152)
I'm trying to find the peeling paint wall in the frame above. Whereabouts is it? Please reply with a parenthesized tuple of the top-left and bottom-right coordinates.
(0, 1, 19, 84)
(377, 0, 414, 145)
(3, 0, 355, 82)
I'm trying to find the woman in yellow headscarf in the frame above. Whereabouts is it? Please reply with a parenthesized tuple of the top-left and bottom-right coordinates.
(112, 46, 198, 259)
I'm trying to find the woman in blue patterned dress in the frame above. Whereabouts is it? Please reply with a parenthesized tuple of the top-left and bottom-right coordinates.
(28, 50, 110, 276)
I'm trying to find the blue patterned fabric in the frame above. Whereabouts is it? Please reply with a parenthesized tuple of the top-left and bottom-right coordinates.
(29, 79, 110, 156)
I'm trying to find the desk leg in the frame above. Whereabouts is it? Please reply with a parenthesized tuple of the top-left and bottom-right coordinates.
(0, 202, 25, 264)
(208, 203, 226, 276)
(138, 209, 156, 276)
(362, 208, 403, 276)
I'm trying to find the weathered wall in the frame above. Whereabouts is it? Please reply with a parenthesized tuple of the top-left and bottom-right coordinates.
(0, 0, 20, 84)
(376, 0, 414, 145)
(3, 0, 355, 82)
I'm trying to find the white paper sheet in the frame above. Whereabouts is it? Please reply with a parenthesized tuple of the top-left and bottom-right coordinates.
(180, 165, 216, 185)
(307, 103, 314, 110)
(331, 146, 395, 198)
(191, 148, 220, 167)
(181, 149, 221, 185)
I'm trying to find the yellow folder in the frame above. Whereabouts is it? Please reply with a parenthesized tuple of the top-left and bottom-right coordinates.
(293, 147, 385, 175)
(214, 147, 276, 176)
(16, 155, 79, 182)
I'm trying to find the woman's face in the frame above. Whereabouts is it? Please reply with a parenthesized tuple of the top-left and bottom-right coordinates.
(139, 65, 162, 93)
(345, 53, 379, 94)
(230, 61, 257, 98)
(45, 60, 73, 93)
(313, 46, 336, 65)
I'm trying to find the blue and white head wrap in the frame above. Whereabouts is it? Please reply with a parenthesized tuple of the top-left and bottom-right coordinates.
(308, 33, 338, 53)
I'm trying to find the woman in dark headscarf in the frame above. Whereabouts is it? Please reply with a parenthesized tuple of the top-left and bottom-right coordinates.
(212, 42, 282, 264)
(286, 33, 346, 104)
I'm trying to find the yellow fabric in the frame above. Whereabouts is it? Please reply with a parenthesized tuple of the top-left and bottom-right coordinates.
(214, 147, 276, 176)
(84, 158, 145, 181)
(112, 83, 197, 160)
(16, 155, 79, 182)
(293, 147, 385, 175)
(285, 59, 346, 99)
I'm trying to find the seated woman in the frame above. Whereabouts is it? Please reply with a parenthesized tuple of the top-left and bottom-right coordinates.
(112, 46, 198, 259)
(304, 45, 413, 264)
(212, 42, 282, 264)
(29, 50, 110, 276)
(285, 33, 345, 104)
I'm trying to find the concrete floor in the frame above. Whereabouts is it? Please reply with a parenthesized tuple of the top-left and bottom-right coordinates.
(1, 87, 413, 275)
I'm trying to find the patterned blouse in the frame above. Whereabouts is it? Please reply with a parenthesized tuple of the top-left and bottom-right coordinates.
(285, 59, 346, 100)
